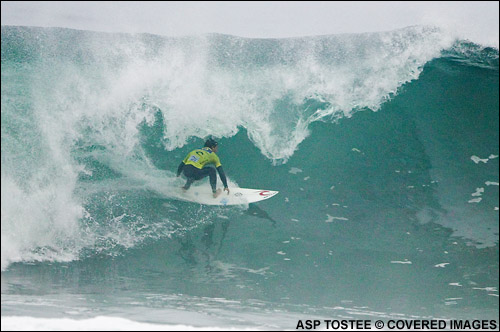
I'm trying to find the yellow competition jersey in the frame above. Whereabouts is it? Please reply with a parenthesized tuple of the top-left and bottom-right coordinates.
(183, 147, 222, 169)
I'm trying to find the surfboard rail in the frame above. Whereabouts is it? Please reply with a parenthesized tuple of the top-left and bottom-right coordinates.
(175, 187, 279, 205)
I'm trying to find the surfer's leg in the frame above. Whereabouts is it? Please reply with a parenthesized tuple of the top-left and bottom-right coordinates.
(194, 167, 217, 193)
(183, 177, 195, 190)
(181, 165, 198, 190)
(182, 166, 217, 192)
(207, 167, 217, 193)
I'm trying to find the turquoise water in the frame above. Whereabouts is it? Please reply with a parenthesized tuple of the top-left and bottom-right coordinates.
(1, 26, 498, 329)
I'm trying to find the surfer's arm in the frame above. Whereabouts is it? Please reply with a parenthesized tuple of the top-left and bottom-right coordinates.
(216, 166, 228, 189)
(177, 161, 185, 177)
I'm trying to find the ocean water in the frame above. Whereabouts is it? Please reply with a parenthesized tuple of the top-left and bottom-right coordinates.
(1, 26, 498, 330)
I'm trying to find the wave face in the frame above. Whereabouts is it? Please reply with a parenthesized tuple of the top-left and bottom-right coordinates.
(1, 26, 498, 327)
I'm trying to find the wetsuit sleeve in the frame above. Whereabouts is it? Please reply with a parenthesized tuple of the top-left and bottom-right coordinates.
(216, 166, 228, 188)
(177, 161, 185, 177)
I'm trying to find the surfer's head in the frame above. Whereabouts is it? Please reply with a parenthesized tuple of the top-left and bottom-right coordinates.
(204, 138, 218, 151)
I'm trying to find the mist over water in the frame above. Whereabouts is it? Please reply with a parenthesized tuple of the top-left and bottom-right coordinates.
(1, 25, 498, 329)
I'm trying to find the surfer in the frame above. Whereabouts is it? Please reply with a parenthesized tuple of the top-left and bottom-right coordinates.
(177, 138, 230, 198)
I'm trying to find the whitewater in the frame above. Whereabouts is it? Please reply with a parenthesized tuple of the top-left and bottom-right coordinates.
(1, 25, 498, 330)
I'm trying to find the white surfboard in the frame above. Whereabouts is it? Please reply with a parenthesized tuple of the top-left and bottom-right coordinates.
(175, 186, 279, 206)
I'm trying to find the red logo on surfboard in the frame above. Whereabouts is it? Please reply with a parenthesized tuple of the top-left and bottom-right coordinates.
(258, 190, 271, 196)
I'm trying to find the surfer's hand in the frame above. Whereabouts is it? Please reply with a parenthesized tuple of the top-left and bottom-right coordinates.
(224, 187, 230, 195)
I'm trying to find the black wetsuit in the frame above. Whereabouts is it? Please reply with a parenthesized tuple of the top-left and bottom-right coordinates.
(177, 147, 228, 193)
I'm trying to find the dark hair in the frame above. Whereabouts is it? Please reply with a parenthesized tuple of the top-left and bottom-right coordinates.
(204, 138, 218, 149)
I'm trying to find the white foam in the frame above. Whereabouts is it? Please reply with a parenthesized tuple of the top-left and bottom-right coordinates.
(390, 260, 412, 265)
(471, 188, 484, 197)
(1, 174, 84, 270)
(23, 28, 455, 164)
(82, 26, 453, 164)
(471, 154, 498, 164)
(472, 287, 498, 292)
(0, 316, 252, 331)
(325, 215, 349, 222)
(289, 167, 303, 174)
(449, 283, 462, 287)
(471, 155, 489, 164)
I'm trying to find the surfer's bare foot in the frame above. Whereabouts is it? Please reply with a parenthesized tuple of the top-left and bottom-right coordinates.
(213, 188, 222, 198)
(181, 186, 188, 192)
